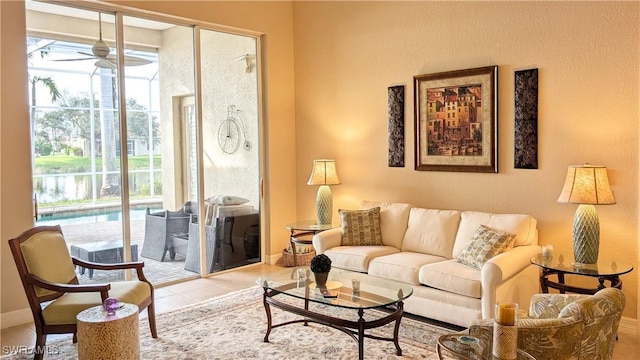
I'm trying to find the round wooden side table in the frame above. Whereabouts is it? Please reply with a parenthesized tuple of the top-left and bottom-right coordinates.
(77, 303, 140, 360)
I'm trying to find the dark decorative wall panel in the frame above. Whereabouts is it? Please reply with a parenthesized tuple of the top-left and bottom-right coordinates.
(514, 69, 538, 169)
(388, 85, 405, 167)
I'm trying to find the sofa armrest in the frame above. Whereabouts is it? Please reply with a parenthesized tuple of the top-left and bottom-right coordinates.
(481, 245, 541, 317)
(312, 228, 342, 254)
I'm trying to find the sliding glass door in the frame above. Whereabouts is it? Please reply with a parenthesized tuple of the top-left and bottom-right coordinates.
(199, 29, 260, 274)
(27, 1, 262, 285)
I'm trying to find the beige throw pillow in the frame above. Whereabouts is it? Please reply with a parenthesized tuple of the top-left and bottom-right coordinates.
(339, 207, 383, 246)
(456, 225, 516, 270)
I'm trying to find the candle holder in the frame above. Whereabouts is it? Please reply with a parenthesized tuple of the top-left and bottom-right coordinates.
(493, 301, 518, 359)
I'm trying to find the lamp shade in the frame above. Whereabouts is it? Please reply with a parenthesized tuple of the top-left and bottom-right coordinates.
(307, 159, 341, 186)
(557, 164, 615, 205)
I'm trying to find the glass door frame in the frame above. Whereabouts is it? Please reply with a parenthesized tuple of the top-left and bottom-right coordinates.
(35, 0, 265, 280)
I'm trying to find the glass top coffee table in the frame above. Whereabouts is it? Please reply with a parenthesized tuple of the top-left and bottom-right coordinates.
(437, 334, 535, 360)
(257, 267, 413, 360)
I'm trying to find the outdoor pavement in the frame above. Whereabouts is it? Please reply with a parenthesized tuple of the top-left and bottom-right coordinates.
(60, 219, 197, 285)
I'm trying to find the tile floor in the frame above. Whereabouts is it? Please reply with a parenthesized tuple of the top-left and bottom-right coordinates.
(2, 263, 638, 359)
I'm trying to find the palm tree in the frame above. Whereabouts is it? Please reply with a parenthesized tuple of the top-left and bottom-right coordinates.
(29, 72, 62, 157)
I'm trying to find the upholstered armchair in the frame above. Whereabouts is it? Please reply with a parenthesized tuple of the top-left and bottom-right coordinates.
(8, 226, 157, 360)
(468, 288, 626, 360)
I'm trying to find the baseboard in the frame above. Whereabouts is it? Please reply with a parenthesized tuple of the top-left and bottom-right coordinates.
(265, 252, 281, 265)
(1, 307, 31, 329)
(618, 316, 638, 335)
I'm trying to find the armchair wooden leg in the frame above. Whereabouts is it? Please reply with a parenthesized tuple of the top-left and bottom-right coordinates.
(34, 333, 46, 360)
(73, 332, 77, 343)
(148, 302, 158, 338)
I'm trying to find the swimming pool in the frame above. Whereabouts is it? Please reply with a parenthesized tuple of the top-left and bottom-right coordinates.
(36, 206, 162, 226)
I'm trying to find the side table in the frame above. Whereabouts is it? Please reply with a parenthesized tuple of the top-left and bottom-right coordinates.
(530, 253, 633, 294)
(285, 220, 337, 266)
(77, 303, 140, 360)
(437, 334, 535, 360)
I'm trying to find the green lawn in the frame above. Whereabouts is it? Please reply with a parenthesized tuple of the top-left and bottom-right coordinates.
(34, 155, 161, 174)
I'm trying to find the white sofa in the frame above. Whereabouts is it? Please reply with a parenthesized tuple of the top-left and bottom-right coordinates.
(312, 201, 541, 327)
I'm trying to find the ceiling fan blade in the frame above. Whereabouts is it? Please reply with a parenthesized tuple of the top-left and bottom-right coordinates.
(53, 57, 97, 62)
(105, 54, 152, 67)
(78, 51, 98, 58)
(94, 59, 116, 69)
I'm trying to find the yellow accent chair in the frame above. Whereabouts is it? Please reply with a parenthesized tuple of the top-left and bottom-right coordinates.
(8, 225, 157, 360)
(468, 288, 626, 360)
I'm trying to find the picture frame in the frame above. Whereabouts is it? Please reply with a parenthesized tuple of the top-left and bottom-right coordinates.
(414, 65, 498, 173)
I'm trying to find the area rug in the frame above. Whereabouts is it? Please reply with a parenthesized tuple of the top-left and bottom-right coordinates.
(3, 286, 458, 359)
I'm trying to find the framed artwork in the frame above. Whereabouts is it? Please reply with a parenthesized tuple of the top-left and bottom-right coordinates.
(388, 85, 405, 167)
(414, 66, 498, 173)
(514, 68, 538, 169)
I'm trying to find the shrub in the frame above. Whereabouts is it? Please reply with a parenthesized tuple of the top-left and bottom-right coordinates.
(310, 254, 332, 273)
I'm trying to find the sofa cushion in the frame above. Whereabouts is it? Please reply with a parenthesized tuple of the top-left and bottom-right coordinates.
(368, 252, 447, 285)
(324, 246, 399, 273)
(453, 211, 538, 258)
(401, 208, 461, 258)
(456, 225, 516, 270)
(361, 201, 412, 249)
(339, 207, 383, 246)
(419, 259, 483, 298)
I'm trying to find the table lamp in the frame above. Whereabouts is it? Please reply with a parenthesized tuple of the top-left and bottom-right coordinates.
(557, 164, 615, 265)
(307, 159, 341, 225)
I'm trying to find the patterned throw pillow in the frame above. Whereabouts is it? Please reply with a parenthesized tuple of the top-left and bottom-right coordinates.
(339, 207, 383, 246)
(456, 225, 516, 270)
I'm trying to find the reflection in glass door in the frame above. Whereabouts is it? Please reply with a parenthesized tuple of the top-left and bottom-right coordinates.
(199, 29, 261, 274)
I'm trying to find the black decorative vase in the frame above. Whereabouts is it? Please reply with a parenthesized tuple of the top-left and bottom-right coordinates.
(313, 272, 329, 288)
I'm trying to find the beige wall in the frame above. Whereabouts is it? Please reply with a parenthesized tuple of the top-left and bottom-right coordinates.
(1, 0, 37, 317)
(292, 1, 639, 321)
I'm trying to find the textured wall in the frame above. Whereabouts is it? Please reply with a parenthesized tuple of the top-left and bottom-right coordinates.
(292, 1, 639, 320)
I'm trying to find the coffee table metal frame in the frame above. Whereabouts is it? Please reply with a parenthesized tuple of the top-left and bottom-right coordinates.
(258, 268, 412, 360)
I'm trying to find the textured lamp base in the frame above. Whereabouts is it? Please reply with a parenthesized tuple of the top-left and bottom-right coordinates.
(316, 185, 333, 225)
(573, 204, 600, 265)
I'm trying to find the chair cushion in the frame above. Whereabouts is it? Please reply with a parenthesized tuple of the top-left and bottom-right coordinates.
(207, 195, 250, 205)
(42, 281, 151, 325)
(401, 208, 461, 258)
(456, 225, 516, 270)
(21, 230, 77, 297)
(419, 259, 483, 298)
(368, 252, 447, 285)
(339, 207, 383, 246)
(324, 246, 399, 273)
(360, 201, 413, 249)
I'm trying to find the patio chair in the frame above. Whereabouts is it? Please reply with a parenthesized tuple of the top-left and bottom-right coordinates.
(184, 211, 259, 273)
(8, 225, 157, 360)
(140, 208, 190, 262)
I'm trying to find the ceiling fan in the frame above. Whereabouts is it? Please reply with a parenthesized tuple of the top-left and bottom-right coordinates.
(55, 13, 151, 69)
